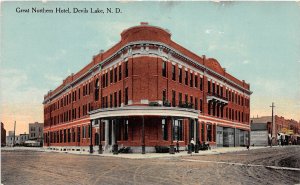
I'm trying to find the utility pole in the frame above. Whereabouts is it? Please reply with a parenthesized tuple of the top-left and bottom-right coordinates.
(270, 102, 275, 145)
(13, 121, 16, 147)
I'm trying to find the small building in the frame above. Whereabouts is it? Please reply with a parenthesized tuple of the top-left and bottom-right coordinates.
(29, 122, 44, 146)
(19, 133, 29, 146)
(6, 131, 15, 147)
(250, 122, 269, 146)
(1, 122, 6, 146)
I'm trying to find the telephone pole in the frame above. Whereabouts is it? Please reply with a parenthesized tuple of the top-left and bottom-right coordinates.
(270, 103, 275, 145)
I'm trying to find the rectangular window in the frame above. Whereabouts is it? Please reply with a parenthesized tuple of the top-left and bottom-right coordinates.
(114, 92, 117, 107)
(200, 99, 203, 112)
(82, 126, 86, 138)
(162, 119, 168, 140)
(190, 73, 193, 87)
(174, 120, 183, 141)
(172, 90, 176, 107)
(217, 85, 219, 95)
(185, 71, 188, 85)
(185, 94, 188, 103)
(125, 61, 128, 77)
(179, 68, 182, 83)
(118, 90, 122, 107)
(208, 81, 211, 93)
(172, 65, 176, 80)
(105, 73, 108, 87)
(179, 93, 182, 105)
(125, 87, 128, 105)
(162, 61, 167, 77)
(110, 70, 113, 84)
(195, 76, 198, 88)
(114, 67, 117, 83)
(119, 65, 122, 81)
(200, 77, 203, 91)
(220, 87, 223, 97)
(110, 94, 113, 108)
(162, 89, 167, 102)
(195, 97, 198, 110)
(190, 96, 193, 108)
(212, 83, 215, 94)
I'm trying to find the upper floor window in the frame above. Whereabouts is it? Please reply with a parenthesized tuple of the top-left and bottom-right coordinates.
(110, 70, 113, 84)
(208, 81, 211, 93)
(190, 73, 193, 87)
(162, 89, 167, 102)
(185, 71, 188, 85)
(125, 61, 128, 77)
(94, 79, 99, 101)
(172, 90, 176, 107)
(200, 77, 203, 91)
(119, 65, 122, 81)
(162, 61, 167, 77)
(178, 68, 182, 83)
(125, 87, 128, 105)
(114, 67, 117, 83)
(172, 65, 176, 81)
(195, 76, 198, 88)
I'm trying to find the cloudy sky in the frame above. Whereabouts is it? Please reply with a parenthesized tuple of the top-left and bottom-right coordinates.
(1, 1, 300, 134)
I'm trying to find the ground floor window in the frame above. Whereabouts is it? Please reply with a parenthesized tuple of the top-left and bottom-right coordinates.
(207, 124, 212, 142)
(162, 119, 168, 141)
(174, 120, 183, 141)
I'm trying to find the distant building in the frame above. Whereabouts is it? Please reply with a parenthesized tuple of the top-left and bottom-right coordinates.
(29, 122, 44, 146)
(19, 133, 29, 145)
(1, 122, 6, 146)
(6, 131, 15, 147)
(251, 115, 300, 146)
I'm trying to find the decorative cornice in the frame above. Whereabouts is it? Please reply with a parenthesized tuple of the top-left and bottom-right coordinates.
(43, 41, 252, 104)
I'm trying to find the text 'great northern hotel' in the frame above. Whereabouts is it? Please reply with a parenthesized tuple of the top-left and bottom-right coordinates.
(43, 23, 252, 153)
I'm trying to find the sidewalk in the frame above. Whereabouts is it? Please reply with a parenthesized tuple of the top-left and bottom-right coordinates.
(1, 146, 268, 159)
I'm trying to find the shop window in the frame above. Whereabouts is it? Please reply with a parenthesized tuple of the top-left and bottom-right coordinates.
(174, 120, 183, 141)
(207, 124, 212, 142)
(162, 119, 168, 141)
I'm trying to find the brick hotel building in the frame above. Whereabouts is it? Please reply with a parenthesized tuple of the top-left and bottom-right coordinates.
(43, 23, 252, 153)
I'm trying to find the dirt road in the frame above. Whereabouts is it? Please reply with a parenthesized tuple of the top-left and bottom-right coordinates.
(1, 146, 300, 185)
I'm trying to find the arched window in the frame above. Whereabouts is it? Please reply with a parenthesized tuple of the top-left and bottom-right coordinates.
(94, 79, 99, 101)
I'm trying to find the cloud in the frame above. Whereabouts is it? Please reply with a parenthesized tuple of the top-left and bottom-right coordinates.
(242, 60, 250, 64)
(44, 73, 63, 86)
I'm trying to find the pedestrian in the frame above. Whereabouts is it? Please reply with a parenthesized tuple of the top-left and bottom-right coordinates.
(176, 140, 180, 153)
(190, 138, 195, 152)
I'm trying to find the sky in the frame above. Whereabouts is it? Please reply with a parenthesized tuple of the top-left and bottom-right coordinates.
(1, 1, 300, 135)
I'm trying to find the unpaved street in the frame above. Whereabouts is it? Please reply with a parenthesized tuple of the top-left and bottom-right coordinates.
(1, 146, 300, 185)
